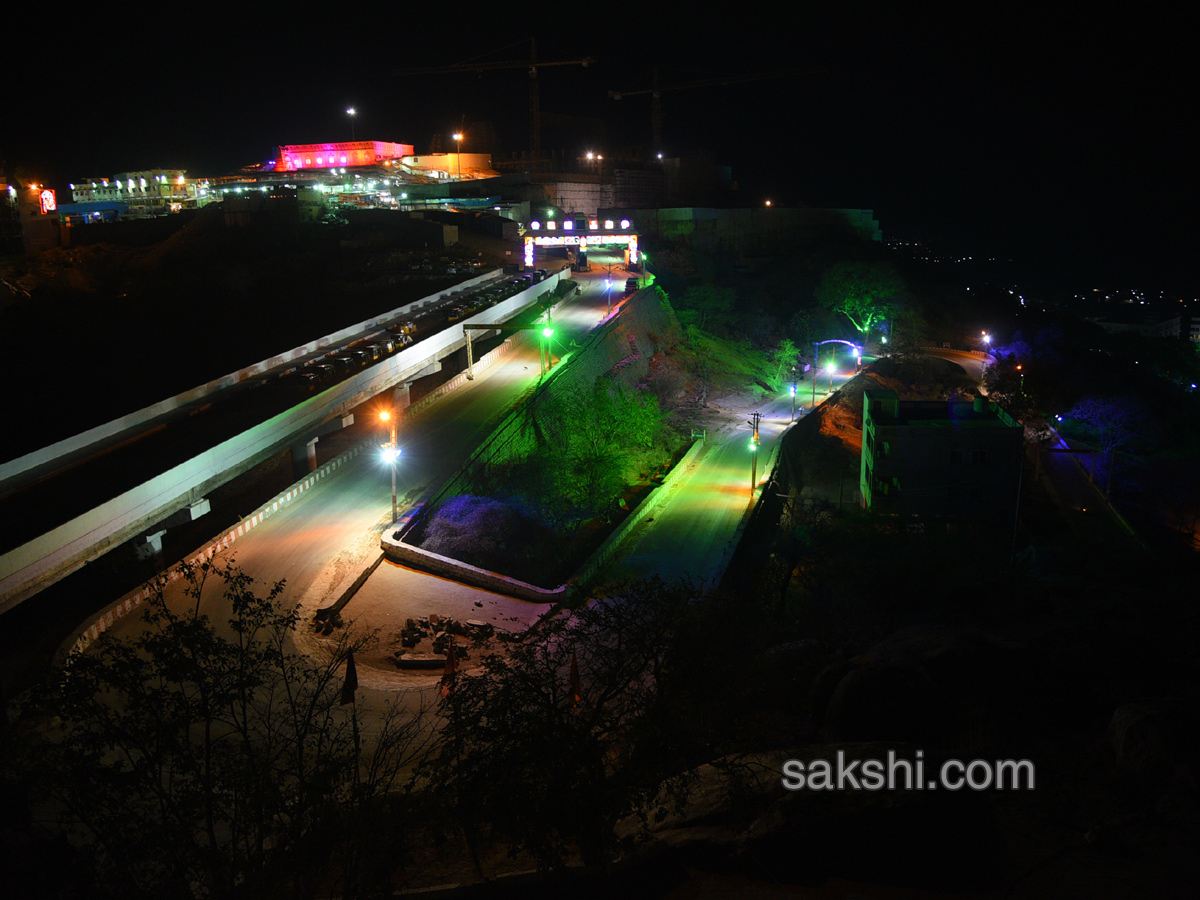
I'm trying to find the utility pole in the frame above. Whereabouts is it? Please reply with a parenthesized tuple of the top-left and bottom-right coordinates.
(749, 411, 761, 496)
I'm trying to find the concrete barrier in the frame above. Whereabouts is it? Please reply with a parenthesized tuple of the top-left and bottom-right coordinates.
(379, 439, 704, 604)
(381, 531, 570, 605)
(60, 442, 369, 658)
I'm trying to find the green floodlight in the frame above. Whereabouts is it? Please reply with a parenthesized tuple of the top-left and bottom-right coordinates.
(542, 326, 554, 338)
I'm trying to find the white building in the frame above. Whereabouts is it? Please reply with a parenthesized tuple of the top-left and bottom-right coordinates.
(70, 170, 214, 217)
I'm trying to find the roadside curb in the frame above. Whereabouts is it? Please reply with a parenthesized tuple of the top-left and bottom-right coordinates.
(60, 442, 370, 660)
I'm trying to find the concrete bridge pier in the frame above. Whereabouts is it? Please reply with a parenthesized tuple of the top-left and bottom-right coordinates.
(292, 437, 320, 479)
(392, 382, 411, 412)
(133, 529, 166, 561)
(132, 499, 212, 561)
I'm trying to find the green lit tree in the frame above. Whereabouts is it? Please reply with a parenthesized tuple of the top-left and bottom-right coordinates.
(770, 338, 802, 390)
(815, 260, 906, 341)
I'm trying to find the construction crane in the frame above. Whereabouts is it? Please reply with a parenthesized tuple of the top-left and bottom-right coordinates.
(395, 38, 596, 162)
(609, 68, 820, 151)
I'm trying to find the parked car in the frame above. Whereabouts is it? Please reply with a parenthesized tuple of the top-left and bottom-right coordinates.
(625, 277, 640, 293)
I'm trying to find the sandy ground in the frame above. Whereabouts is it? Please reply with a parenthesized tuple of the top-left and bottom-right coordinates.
(293, 540, 553, 695)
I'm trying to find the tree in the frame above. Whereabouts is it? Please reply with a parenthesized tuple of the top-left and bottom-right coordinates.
(983, 354, 1047, 439)
(677, 284, 737, 333)
(7, 559, 429, 900)
(537, 379, 672, 517)
(815, 260, 906, 340)
(770, 338, 802, 391)
(1068, 395, 1145, 494)
(423, 579, 703, 871)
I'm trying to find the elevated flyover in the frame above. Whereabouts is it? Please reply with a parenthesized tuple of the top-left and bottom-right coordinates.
(0, 271, 567, 613)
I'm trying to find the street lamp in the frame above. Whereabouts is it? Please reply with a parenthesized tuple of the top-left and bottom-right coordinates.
(346, 107, 356, 141)
(826, 361, 836, 393)
(748, 411, 761, 496)
(790, 366, 797, 423)
(452, 132, 463, 179)
(540, 319, 555, 375)
(380, 410, 399, 523)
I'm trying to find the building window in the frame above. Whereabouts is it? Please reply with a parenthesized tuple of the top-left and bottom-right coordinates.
(971, 450, 987, 465)
(950, 449, 963, 465)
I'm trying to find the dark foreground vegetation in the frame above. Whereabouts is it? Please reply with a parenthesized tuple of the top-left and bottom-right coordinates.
(5, 527, 1199, 898)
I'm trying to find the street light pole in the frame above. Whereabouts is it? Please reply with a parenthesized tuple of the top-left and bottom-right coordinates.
(790, 365, 797, 422)
(603, 262, 618, 315)
(541, 314, 554, 375)
(749, 411, 761, 496)
(347, 107, 356, 141)
(812, 342, 819, 407)
(452, 132, 463, 179)
(380, 410, 399, 523)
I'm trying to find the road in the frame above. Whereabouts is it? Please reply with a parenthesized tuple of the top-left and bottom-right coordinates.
(100, 259, 622, 681)
(1032, 427, 1144, 550)
(602, 374, 853, 586)
(98, 259, 869, 706)
(923, 347, 991, 381)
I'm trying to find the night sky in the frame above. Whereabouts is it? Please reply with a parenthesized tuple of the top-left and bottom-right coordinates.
(5, 10, 1194, 293)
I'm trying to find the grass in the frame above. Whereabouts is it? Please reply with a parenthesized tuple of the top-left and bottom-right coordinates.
(674, 327, 774, 399)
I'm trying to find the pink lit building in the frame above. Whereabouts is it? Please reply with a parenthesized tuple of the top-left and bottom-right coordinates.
(275, 141, 415, 172)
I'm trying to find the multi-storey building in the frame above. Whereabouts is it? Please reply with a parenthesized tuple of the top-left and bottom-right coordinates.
(860, 389, 1023, 529)
(69, 170, 214, 218)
